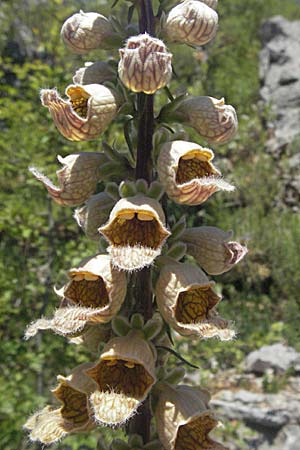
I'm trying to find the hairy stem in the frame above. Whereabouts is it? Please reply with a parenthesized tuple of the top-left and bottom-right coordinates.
(129, 0, 155, 444)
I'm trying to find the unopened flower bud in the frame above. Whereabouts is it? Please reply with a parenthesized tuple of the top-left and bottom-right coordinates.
(118, 33, 172, 94)
(99, 195, 170, 271)
(61, 11, 114, 54)
(182, 226, 248, 275)
(30, 153, 106, 206)
(157, 140, 234, 205)
(85, 331, 156, 425)
(24, 363, 96, 445)
(73, 61, 116, 85)
(69, 324, 111, 352)
(164, 0, 218, 46)
(155, 384, 227, 450)
(41, 84, 121, 141)
(155, 261, 235, 340)
(74, 192, 114, 240)
(176, 96, 238, 144)
(25, 255, 127, 338)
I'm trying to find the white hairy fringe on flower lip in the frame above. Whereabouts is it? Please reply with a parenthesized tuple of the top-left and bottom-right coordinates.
(25, 254, 127, 339)
(157, 140, 234, 205)
(118, 33, 172, 94)
(99, 195, 170, 271)
(85, 331, 156, 426)
(73, 61, 116, 85)
(69, 324, 112, 352)
(164, 0, 218, 47)
(182, 226, 248, 275)
(155, 384, 228, 450)
(29, 153, 106, 207)
(24, 363, 97, 445)
(41, 84, 120, 141)
(155, 261, 235, 340)
(176, 96, 238, 144)
(61, 11, 114, 54)
(74, 192, 114, 240)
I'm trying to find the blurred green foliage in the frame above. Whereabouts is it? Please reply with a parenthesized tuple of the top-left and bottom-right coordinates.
(1, 0, 300, 449)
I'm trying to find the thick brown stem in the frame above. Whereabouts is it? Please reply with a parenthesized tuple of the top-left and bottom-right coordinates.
(129, 0, 155, 443)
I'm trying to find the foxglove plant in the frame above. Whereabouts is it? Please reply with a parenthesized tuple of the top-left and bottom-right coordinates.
(25, 0, 247, 448)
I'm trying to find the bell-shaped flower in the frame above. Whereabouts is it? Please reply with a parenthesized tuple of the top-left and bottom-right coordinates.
(30, 153, 106, 206)
(74, 192, 115, 240)
(182, 226, 248, 275)
(85, 331, 156, 426)
(175, 96, 238, 144)
(118, 33, 172, 94)
(155, 261, 234, 340)
(61, 11, 114, 54)
(73, 61, 116, 85)
(155, 384, 227, 450)
(157, 140, 234, 205)
(99, 195, 170, 271)
(25, 254, 127, 339)
(164, 0, 218, 47)
(41, 84, 121, 141)
(24, 363, 97, 445)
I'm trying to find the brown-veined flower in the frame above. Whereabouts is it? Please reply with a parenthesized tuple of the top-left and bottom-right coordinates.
(155, 384, 228, 450)
(30, 153, 106, 206)
(99, 194, 170, 271)
(85, 331, 156, 425)
(24, 363, 97, 445)
(118, 33, 172, 94)
(182, 226, 248, 275)
(155, 261, 235, 340)
(157, 140, 234, 205)
(164, 0, 218, 47)
(25, 254, 127, 339)
(61, 11, 114, 54)
(41, 84, 121, 141)
(175, 96, 238, 144)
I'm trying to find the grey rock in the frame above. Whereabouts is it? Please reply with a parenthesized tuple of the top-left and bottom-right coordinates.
(260, 424, 300, 450)
(260, 16, 300, 153)
(211, 389, 300, 430)
(245, 343, 300, 374)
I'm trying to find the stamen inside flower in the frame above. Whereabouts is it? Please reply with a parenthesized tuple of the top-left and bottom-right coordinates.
(175, 287, 219, 324)
(65, 273, 109, 308)
(176, 151, 217, 185)
(87, 358, 154, 398)
(54, 384, 89, 428)
(103, 211, 165, 249)
(175, 413, 219, 450)
(67, 86, 91, 118)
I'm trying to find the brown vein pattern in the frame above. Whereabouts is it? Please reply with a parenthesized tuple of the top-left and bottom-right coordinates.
(175, 286, 220, 324)
(65, 278, 109, 308)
